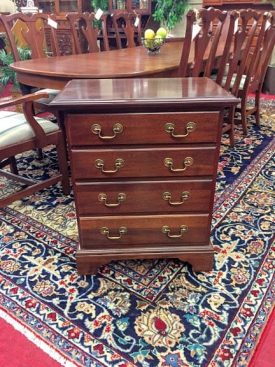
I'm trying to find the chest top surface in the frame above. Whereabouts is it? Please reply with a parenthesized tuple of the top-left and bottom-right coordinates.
(50, 77, 239, 112)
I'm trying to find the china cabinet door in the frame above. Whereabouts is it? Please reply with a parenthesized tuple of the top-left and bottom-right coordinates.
(36, 0, 90, 14)
(109, 0, 151, 15)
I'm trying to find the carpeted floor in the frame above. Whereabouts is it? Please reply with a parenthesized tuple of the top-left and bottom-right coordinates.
(0, 97, 274, 367)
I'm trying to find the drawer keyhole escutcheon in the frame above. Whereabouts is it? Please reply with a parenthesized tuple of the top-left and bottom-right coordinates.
(95, 158, 124, 174)
(163, 191, 190, 206)
(98, 193, 126, 207)
(100, 226, 127, 240)
(162, 225, 188, 238)
(165, 121, 196, 138)
(164, 157, 194, 172)
(91, 123, 123, 140)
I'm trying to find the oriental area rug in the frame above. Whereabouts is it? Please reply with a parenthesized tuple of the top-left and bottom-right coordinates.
(0, 98, 274, 367)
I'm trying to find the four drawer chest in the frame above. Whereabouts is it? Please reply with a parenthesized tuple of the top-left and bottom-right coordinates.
(51, 77, 239, 274)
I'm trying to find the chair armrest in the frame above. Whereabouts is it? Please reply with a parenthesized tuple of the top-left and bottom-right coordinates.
(0, 91, 49, 109)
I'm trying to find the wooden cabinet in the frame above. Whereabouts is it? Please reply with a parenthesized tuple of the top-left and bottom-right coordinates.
(36, 0, 91, 14)
(51, 77, 239, 275)
(108, 0, 151, 14)
(203, 1, 274, 9)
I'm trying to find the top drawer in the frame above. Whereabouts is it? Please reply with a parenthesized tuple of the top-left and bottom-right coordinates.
(66, 112, 220, 146)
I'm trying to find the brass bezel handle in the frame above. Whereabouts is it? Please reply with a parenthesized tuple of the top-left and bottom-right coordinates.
(98, 193, 126, 207)
(165, 121, 196, 138)
(162, 225, 188, 238)
(95, 158, 124, 174)
(162, 191, 190, 206)
(164, 157, 194, 172)
(100, 226, 127, 240)
(91, 123, 123, 140)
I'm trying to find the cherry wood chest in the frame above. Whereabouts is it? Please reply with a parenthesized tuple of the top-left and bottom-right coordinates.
(51, 77, 239, 274)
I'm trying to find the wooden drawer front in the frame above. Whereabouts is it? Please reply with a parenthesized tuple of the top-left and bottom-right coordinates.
(67, 112, 220, 146)
(71, 146, 217, 179)
(79, 214, 210, 248)
(75, 180, 213, 215)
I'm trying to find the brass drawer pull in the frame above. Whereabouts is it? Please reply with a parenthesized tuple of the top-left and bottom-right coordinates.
(95, 158, 124, 174)
(164, 157, 194, 172)
(165, 121, 196, 138)
(162, 191, 190, 206)
(91, 123, 123, 140)
(98, 192, 126, 207)
(100, 226, 127, 240)
(162, 225, 188, 238)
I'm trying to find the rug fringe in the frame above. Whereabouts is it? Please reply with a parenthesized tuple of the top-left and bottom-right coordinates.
(0, 309, 79, 367)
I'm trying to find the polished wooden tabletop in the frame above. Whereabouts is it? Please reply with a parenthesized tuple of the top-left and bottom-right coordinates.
(51, 77, 239, 112)
(11, 41, 186, 89)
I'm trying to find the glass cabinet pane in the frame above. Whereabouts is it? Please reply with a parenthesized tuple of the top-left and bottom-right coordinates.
(59, 0, 78, 12)
(133, 0, 149, 11)
(37, 0, 55, 13)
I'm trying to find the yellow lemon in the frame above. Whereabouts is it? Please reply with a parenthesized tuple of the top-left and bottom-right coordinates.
(156, 27, 167, 39)
(144, 29, 155, 40)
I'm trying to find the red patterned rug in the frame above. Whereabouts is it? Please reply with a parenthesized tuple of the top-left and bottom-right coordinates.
(0, 97, 274, 367)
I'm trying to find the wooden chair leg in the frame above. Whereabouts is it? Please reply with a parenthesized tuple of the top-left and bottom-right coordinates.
(241, 97, 248, 136)
(37, 148, 43, 159)
(229, 106, 235, 147)
(56, 133, 70, 195)
(255, 90, 261, 125)
(9, 156, 18, 175)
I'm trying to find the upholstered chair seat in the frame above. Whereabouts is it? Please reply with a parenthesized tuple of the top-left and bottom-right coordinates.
(0, 111, 59, 148)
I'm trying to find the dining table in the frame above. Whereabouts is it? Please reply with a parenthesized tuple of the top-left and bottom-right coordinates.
(11, 41, 185, 90)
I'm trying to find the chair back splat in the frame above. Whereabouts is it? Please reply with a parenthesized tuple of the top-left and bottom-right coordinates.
(67, 12, 110, 54)
(178, 7, 233, 78)
(0, 13, 60, 60)
(112, 12, 141, 49)
(217, 9, 274, 145)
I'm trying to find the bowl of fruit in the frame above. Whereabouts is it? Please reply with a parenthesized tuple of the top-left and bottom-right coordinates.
(142, 27, 167, 55)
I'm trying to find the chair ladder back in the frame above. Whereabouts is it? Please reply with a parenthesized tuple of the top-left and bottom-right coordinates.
(192, 8, 227, 77)
(249, 12, 275, 92)
(243, 13, 271, 92)
(216, 11, 239, 86)
(202, 8, 228, 78)
(225, 10, 260, 95)
(178, 10, 196, 77)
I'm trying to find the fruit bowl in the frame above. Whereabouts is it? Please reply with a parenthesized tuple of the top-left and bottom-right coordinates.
(141, 37, 165, 55)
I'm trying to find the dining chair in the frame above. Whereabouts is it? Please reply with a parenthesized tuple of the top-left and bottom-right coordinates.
(0, 12, 61, 103)
(0, 91, 70, 208)
(178, 7, 231, 78)
(112, 11, 142, 49)
(66, 12, 109, 54)
(237, 11, 275, 130)
(215, 9, 263, 145)
(0, 13, 60, 60)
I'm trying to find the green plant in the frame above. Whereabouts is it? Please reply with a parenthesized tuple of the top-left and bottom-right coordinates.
(152, 0, 189, 30)
(91, 0, 108, 11)
(0, 47, 31, 91)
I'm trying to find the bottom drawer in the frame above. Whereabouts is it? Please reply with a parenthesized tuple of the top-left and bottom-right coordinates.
(79, 214, 210, 249)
